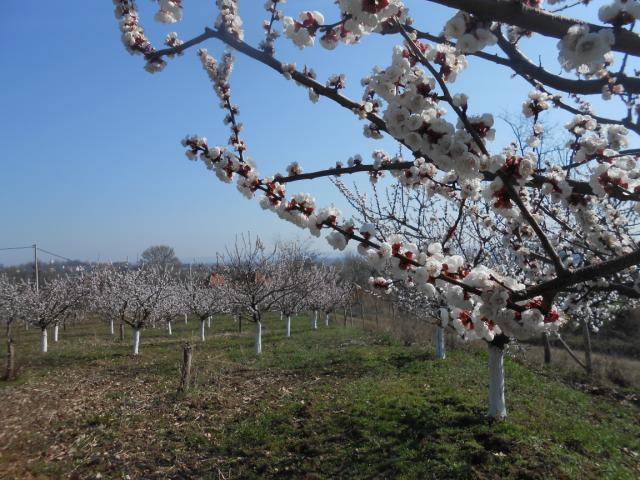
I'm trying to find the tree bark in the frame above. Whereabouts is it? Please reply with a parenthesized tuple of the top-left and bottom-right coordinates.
(41, 328, 48, 353)
(133, 328, 141, 355)
(207, 316, 211, 329)
(167, 320, 173, 336)
(435, 326, 446, 360)
(343, 307, 347, 327)
(238, 315, 242, 333)
(109, 318, 115, 336)
(53, 323, 59, 343)
(177, 343, 193, 394)
(184, 313, 188, 324)
(488, 344, 507, 419)
(200, 319, 206, 342)
(582, 320, 593, 376)
(255, 320, 262, 355)
(325, 313, 330, 327)
(119, 322, 125, 341)
(542, 332, 551, 365)
(3, 338, 15, 381)
(286, 315, 291, 338)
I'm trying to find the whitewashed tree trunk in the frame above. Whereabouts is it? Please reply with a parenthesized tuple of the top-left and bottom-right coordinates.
(109, 318, 115, 336)
(488, 344, 507, 418)
(41, 328, 48, 353)
(167, 321, 173, 336)
(207, 316, 211, 328)
(200, 319, 206, 342)
(184, 313, 188, 324)
(133, 328, 141, 355)
(53, 323, 59, 343)
(280, 311, 283, 321)
(286, 315, 291, 338)
(435, 326, 446, 360)
(325, 313, 330, 327)
(313, 310, 318, 330)
(255, 321, 262, 355)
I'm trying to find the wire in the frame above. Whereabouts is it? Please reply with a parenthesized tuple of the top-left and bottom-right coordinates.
(36, 248, 74, 262)
(0, 246, 33, 251)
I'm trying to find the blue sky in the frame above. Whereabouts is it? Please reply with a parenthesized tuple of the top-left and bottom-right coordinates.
(0, 0, 626, 265)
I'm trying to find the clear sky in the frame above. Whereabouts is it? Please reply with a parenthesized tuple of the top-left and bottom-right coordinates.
(0, 0, 625, 265)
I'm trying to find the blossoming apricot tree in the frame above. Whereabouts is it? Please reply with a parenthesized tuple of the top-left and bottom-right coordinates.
(113, 0, 640, 417)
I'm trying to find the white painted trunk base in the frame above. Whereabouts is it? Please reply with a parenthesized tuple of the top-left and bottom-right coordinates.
(200, 320, 206, 342)
(435, 326, 446, 360)
(313, 310, 318, 330)
(41, 328, 48, 353)
(488, 344, 507, 418)
(325, 313, 330, 327)
(184, 313, 188, 324)
(53, 324, 59, 343)
(280, 311, 283, 321)
(207, 316, 211, 328)
(286, 315, 291, 338)
(133, 328, 141, 355)
(167, 321, 172, 336)
(109, 319, 115, 335)
(255, 321, 262, 355)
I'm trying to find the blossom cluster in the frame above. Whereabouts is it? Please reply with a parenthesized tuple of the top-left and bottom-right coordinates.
(113, 0, 166, 73)
(443, 11, 496, 53)
(557, 24, 614, 75)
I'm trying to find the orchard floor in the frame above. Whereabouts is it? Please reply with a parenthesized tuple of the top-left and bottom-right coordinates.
(0, 315, 639, 480)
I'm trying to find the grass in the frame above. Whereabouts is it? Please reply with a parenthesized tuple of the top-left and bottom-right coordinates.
(0, 313, 639, 479)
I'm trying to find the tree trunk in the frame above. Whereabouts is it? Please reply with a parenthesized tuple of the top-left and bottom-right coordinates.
(435, 326, 446, 360)
(177, 343, 193, 394)
(313, 310, 318, 330)
(238, 315, 242, 333)
(167, 321, 173, 336)
(280, 311, 283, 321)
(63, 319, 67, 331)
(488, 344, 507, 419)
(109, 318, 115, 336)
(200, 319, 206, 342)
(349, 305, 354, 326)
(4, 338, 15, 381)
(542, 332, 551, 365)
(133, 328, 141, 355)
(207, 316, 211, 329)
(119, 322, 125, 341)
(286, 315, 291, 338)
(360, 302, 365, 328)
(255, 321, 262, 355)
(325, 313, 330, 327)
(53, 323, 59, 343)
(582, 320, 593, 376)
(41, 328, 48, 353)
(343, 307, 347, 327)
(184, 313, 188, 324)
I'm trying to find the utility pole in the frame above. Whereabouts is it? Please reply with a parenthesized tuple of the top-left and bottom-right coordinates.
(33, 243, 39, 293)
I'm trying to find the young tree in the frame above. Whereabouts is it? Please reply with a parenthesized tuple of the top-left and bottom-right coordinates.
(275, 242, 316, 338)
(113, 1, 640, 417)
(180, 269, 227, 342)
(106, 266, 171, 355)
(0, 275, 22, 379)
(221, 236, 295, 355)
(20, 277, 83, 353)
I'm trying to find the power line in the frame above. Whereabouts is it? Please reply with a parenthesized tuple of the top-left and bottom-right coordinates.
(0, 246, 33, 251)
(36, 247, 74, 263)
